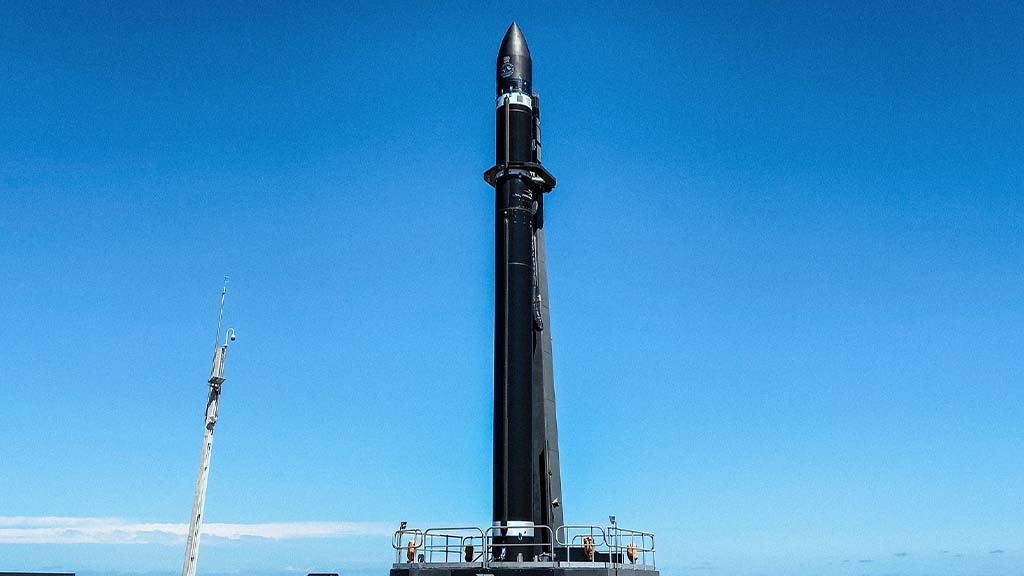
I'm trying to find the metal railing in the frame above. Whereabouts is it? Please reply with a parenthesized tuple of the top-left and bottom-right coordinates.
(423, 527, 486, 565)
(392, 529, 424, 564)
(555, 524, 608, 561)
(392, 523, 655, 569)
(607, 526, 656, 569)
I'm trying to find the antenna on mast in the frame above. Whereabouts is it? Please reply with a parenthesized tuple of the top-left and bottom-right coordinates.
(214, 276, 229, 349)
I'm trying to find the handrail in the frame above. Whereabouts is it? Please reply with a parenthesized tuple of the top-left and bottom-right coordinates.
(422, 527, 486, 565)
(606, 526, 656, 568)
(392, 528, 425, 564)
(391, 523, 655, 569)
(392, 528, 424, 549)
(555, 524, 608, 547)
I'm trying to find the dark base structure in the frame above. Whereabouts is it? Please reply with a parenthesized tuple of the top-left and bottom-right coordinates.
(390, 525, 658, 576)
(391, 564, 658, 576)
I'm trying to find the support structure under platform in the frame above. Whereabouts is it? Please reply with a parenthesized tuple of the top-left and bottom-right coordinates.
(391, 565, 658, 576)
(391, 525, 657, 576)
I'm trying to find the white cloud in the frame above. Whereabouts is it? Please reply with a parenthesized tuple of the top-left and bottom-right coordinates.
(0, 516, 393, 545)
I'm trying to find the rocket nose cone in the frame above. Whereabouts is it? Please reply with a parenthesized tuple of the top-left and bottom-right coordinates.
(499, 22, 531, 60)
(496, 22, 532, 94)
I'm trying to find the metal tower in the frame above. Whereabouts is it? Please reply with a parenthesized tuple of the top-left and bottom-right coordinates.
(181, 282, 236, 576)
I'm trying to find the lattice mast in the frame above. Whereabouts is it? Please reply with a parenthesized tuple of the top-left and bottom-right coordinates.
(181, 281, 236, 576)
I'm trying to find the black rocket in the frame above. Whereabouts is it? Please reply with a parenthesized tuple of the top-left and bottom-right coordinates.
(484, 22, 563, 560)
(388, 24, 661, 576)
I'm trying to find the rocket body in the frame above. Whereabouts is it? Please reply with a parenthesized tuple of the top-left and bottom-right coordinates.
(489, 23, 561, 556)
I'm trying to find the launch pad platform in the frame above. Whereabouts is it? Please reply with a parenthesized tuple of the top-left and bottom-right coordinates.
(390, 525, 658, 576)
(391, 564, 659, 576)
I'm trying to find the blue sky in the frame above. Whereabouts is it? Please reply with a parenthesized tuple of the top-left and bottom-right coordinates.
(1, 1, 1021, 575)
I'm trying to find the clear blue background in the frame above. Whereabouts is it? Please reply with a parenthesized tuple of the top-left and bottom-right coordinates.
(1, 1, 1021, 575)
